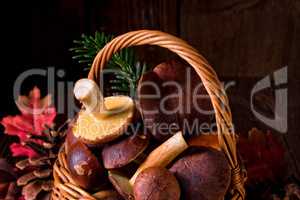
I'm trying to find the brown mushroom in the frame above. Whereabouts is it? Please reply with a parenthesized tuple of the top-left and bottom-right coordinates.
(108, 132, 188, 199)
(102, 133, 149, 169)
(73, 79, 135, 145)
(93, 190, 123, 200)
(153, 60, 213, 129)
(138, 60, 214, 141)
(108, 171, 134, 200)
(187, 133, 221, 151)
(169, 147, 231, 200)
(133, 167, 180, 200)
(137, 71, 179, 141)
(67, 141, 106, 190)
(130, 132, 188, 185)
(65, 121, 79, 153)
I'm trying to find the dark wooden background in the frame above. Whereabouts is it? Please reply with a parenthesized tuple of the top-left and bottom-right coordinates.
(1, 0, 300, 180)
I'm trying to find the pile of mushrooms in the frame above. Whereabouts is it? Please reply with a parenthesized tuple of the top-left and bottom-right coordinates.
(66, 60, 231, 200)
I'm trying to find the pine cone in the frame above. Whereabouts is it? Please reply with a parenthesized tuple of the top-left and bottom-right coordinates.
(0, 158, 19, 200)
(284, 183, 300, 200)
(15, 121, 69, 200)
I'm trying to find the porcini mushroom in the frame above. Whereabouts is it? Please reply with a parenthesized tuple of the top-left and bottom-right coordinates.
(93, 190, 123, 200)
(65, 120, 79, 153)
(73, 78, 135, 145)
(133, 167, 180, 200)
(108, 171, 134, 200)
(102, 133, 149, 169)
(153, 60, 213, 134)
(107, 132, 187, 199)
(187, 133, 221, 151)
(67, 141, 106, 190)
(137, 71, 179, 141)
(138, 60, 214, 141)
(130, 132, 188, 185)
(169, 148, 231, 200)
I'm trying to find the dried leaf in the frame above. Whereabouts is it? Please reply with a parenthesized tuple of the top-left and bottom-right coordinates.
(1, 87, 56, 158)
(10, 143, 39, 158)
(238, 128, 286, 183)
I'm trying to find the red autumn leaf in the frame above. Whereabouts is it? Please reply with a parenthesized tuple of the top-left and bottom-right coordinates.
(238, 128, 286, 183)
(9, 143, 39, 158)
(1, 87, 56, 158)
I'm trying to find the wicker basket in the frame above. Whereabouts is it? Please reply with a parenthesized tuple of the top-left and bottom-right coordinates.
(52, 30, 246, 200)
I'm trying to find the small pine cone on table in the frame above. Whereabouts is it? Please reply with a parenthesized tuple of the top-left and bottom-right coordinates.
(15, 122, 69, 200)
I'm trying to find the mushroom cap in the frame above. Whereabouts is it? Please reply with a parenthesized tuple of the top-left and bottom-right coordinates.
(73, 96, 135, 145)
(65, 120, 79, 154)
(133, 167, 180, 200)
(137, 71, 179, 141)
(67, 141, 105, 190)
(137, 60, 214, 141)
(102, 134, 149, 169)
(92, 190, 123, 200)
(169, 148, 231, 200)
(187, 133, 221, 151)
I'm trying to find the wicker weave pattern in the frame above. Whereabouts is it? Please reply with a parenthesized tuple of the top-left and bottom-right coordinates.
(52, 30, 246, 200)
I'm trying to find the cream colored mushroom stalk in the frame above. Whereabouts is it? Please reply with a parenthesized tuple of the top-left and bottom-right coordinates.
(130, 131, 188, 185)
(73, 78, 135, 145)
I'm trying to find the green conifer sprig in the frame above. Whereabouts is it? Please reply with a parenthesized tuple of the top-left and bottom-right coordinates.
(70, 31, 146, 96)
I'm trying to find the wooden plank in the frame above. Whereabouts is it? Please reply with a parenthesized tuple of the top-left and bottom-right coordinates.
(180, 0, 295, 77)
(283, 1, 300, 179)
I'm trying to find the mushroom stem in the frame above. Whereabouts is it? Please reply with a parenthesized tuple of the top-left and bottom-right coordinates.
(129, 132, 188, 185)
(74, 79, 106, 114)
(108, 171, 134, 200)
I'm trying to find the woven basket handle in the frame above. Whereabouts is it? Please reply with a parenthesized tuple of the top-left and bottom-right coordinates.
(87, 30, 245, 199)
